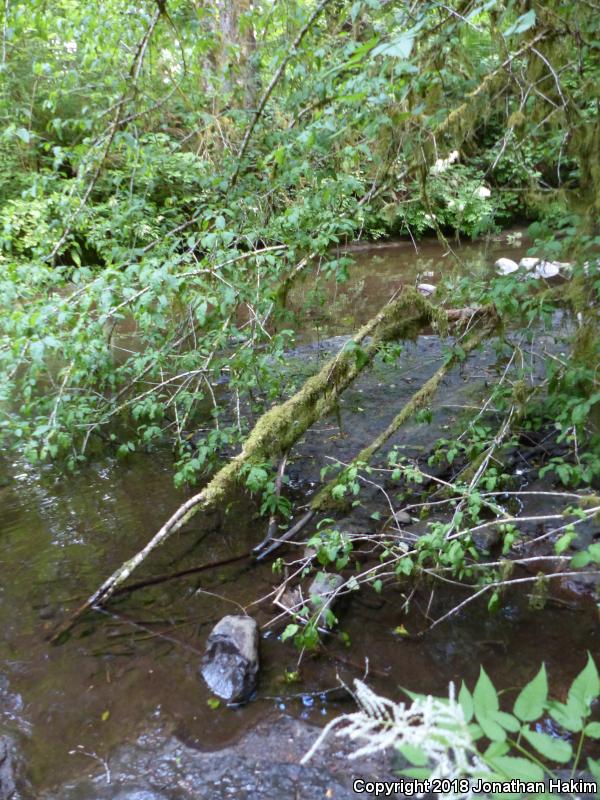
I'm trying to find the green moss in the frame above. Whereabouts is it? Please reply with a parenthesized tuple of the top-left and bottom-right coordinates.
(243, 287, 435, 461)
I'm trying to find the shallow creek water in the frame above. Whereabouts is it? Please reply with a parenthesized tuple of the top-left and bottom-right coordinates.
(1, 233, 599, 797)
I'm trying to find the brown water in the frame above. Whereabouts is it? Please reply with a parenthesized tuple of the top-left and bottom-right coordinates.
(286, 231, 527, 341)
(1, 233, 598, 796)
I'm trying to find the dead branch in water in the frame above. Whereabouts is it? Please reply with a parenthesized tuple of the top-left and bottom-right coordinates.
(110, 551, 253, 597)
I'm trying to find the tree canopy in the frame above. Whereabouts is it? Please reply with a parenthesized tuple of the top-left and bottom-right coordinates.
(0, 0, 598, 485)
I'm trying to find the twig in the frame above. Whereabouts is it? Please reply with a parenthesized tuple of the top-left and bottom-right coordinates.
(254, 509, 316, 561)
(426, 571, 600, 633)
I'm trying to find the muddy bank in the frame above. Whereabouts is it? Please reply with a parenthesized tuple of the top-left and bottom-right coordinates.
(42, 715, 406, 800)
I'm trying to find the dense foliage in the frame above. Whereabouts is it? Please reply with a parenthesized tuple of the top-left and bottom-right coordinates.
(0, 0, 598, 489)
(305, 656, 600, 795)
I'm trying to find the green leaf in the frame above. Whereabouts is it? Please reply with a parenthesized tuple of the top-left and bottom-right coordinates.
(474, 667, 499, 716)
(487, 755, 544, 782)
(585, 722, 600, 739)
(467, 0, 498, 21)
(396, 556, 413, 576)
(504, 10, 536, 37)
(478, 713, 506, 742)
(494, 711, 520, 733)
(15, 127, 31, 143)
(458, 682, 473, 723)
(521, 728, 572, 763)
(587, 757, 600, 784)
(568, 653, 600, 715)
(401, 767, 432, 780)
(548, 700, 583, 733)
(488, 589, 501, 612)
(468, 722, 484, 740)
(281, 624, 299, 642)
(513, 664, 548, 721)
(484, 740, 510, 759)
(588, 543, 600, 562)
(571, 550, 592, 568)
(331, 484, 347, 500)
(398, 743, 428, 766)
(372, 33, 414, 59)
(554, 532, 576, 555)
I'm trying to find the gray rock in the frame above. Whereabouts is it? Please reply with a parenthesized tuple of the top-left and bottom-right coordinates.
(201, 615, 259, 703)
(334, 516, 373, 536)
(46, 784, 169, 800)
(392, 509, 412, 525)
(495, 257, 519, 275)
(44, 717, 400, 799)
(472, 527, 501, 553)
(308, 572, 345, 616)
(416, 283, 436, 296)
(277, 586, 303, 613)
(303, 544, 317, 560)
(0, 737, 16, 800)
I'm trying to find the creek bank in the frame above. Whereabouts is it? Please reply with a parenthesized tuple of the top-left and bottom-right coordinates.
(0, 737, 16, 800)
(42, 717, 405, 800)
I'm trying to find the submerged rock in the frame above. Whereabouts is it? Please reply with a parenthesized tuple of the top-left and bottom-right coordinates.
(472, 527, 501, 553)
(392, 509, 412, 526)
(200, 615, 259, 703)
(308, 572, 344, 615)
(277, 586, 303, 613)
(0, 737, 16, 800)
(495, 257, 519, 275)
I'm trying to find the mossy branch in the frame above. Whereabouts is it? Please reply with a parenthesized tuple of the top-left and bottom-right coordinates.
(50, 287, 438, 642)
(310, 306, 500, 511)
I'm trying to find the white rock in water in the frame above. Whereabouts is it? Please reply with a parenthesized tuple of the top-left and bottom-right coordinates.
(392, 509, 412, 525)
(519, 257, 540, 271)
(533, 260, 561, 280)
(417, 283, 436, 296)
(495, 257, 519, 275)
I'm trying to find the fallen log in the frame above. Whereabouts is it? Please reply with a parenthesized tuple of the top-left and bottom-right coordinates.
(51, 287, 441, 642)
(310, 305, 500, 511)
(255, 306, 499, 560)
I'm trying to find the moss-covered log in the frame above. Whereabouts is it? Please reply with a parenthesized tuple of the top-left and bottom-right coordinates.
(51, 287, 441, 642)
(310, 305, 500, 512)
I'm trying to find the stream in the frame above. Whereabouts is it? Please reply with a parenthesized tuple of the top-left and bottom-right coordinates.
(1, 232, 599, 799)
